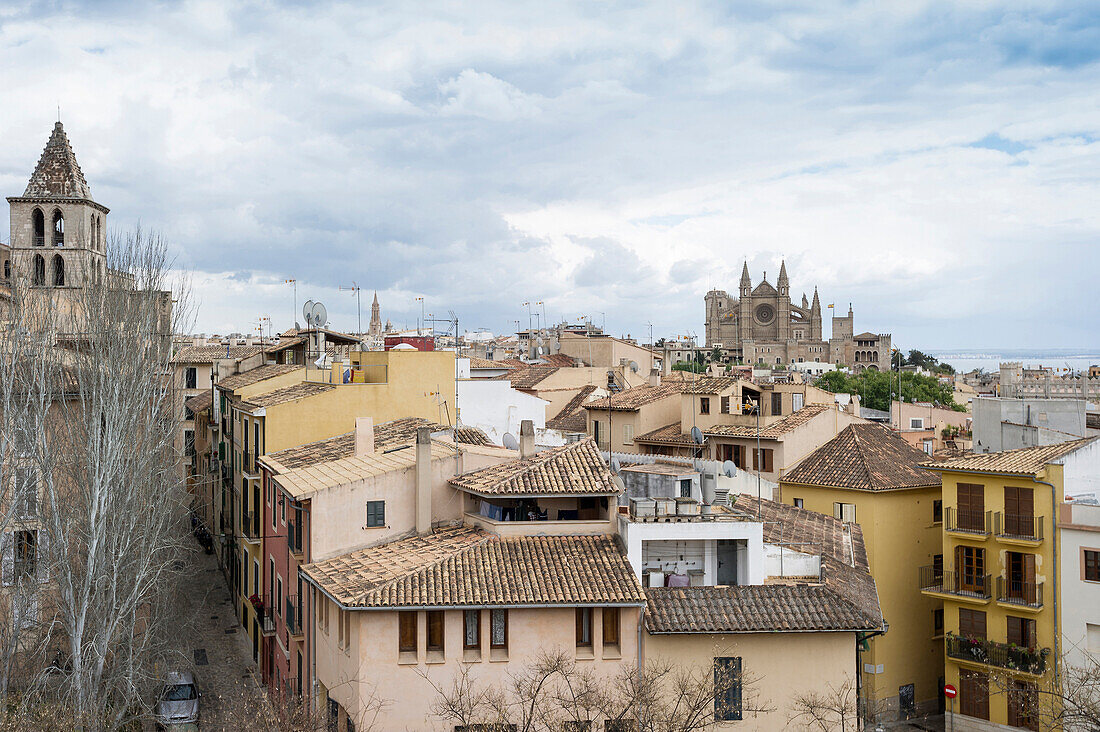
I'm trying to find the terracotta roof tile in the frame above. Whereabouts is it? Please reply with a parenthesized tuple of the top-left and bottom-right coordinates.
(449, 438, 618, 496)
(541, 354, 578, 367)
(547, 385, 599, 433)
(217, 364, 303, 391)
(453, 426, 492, 446)
(634, 422, 697, 446)
(267, 441, 458, 499)
(466, 356, 513, 370)
(782, 423, 939, 491)
(584, 380, 686, 412)
(680, 376, 741, 394)
(244, 382, 335, 408)
(171, 344, 262, 364)
(266, 417, 447, 470)
(302, 527, 645, 609)
(921, 437, 1096, 476)
(703, 403, 832, 440)
(184, 390, 212, 413)
(493, 365, 560, 390)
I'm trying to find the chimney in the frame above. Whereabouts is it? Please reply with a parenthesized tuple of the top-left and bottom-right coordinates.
(519, 419, 535, 459)
(355, 417, 375, 457)
(648, 367, 661, 387)
(415, 426, 432, 534)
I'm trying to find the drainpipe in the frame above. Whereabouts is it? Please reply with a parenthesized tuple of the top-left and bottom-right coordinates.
(1030, 475, 1059, 690)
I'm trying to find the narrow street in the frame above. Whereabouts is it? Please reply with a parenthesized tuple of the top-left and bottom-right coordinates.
(162, 540, 268, 730)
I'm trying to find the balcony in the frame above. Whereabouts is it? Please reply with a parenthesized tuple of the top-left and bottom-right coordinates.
(945, 507, 991, 536)
(288, 519, 304, 558)
(919, 566, 992, 601)
(994, 513, 1043, 543)
(243, 449, 258, 477)
(286, 596, 304, 638)
(259, 601, 275, 636)
(946, 633, 1048, 675)
(241, 511, 261, 544)
(997, 577, 1043, 609)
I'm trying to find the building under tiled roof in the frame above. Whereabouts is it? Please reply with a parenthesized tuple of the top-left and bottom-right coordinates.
(466, 356, 513, 370)
(634, 422, 698, 446)
(494, 365, 560, 391)
(302, 526, 645, 609)
(782, 423, 939, 491)
(921, 437, 1096, 476)
(453, 426, 492, 446)
(703, 403, 833, 440)
(265, 417, 448, 471)
(449, 438, 618, 496)
(681, 376, 741, 394)
(546, 385, 599, 433)
(731, 494, 869, 571)
(171, 344, 262, 364)
(584, 380, 685, 412)
(217, 364, 303, 392)
(184, 390, 213, 414)
(243, 382, 336, 408)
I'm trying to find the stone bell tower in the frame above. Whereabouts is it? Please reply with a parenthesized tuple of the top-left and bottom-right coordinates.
(7, 122, 109, 291)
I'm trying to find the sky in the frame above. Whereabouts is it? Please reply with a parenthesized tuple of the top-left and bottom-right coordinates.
(1, 1, 1098, 350)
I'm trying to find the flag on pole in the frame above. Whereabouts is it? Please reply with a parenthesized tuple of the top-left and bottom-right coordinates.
(827, 303, 835, 308)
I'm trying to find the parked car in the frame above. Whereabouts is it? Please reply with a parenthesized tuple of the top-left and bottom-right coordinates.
(155, 670, 200, 729)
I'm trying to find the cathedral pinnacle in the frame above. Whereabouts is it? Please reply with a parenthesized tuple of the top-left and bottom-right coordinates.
(24, 121, 92, 200)
(778, 260, 788, 284)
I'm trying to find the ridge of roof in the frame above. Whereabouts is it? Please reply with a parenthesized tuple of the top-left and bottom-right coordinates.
(449, 438, 617, 496)
(921, 436, 1097, 476)
(584, 380, 685, 411)
(546, 385, 599, 433)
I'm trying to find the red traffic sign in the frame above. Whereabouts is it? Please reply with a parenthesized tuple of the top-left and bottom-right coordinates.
(944, 684, 957, 699)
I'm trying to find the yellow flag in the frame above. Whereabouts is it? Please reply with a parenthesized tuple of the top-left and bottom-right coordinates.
(827, 303, 835, 308)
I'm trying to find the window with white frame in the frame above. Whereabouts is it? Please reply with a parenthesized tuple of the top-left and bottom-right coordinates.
(910, 418, 924, 429)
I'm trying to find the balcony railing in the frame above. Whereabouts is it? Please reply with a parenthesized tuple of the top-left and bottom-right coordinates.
(286, 596, 303, 637)
(994, 513, 1043, 542)
(946, 633, 1048, 675)
(244, 449, 257, 475)
(997, 577, 1043, 608)
(919, 566, 992, 600)
(288, 519, 304, 557)
(945, 507, 991, 535)
(259, 601, 275, 636)
(241, 511, 260, 541)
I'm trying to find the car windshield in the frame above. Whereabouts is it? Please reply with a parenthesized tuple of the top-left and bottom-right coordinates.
(164, 683, 196, 701)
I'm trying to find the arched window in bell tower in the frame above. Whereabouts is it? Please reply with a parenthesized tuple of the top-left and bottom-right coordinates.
(33, 255, 45, 285)
(52, 210, 65, 247)
(53, 255, 65, 287)
(33, 209, 45, 246)
(3, 260, 10, 280)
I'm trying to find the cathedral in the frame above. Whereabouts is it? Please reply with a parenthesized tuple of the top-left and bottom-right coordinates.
(704, 262, 891, 371)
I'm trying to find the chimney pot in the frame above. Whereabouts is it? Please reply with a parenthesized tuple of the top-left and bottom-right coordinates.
(355, 417, 375, 457)
(649, 367, 661, 387)
(519, 419, 535, 459)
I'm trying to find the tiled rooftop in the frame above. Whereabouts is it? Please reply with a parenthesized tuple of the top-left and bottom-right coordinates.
(449, 438, 618, 496)
(466, 356, 513, 370)
(782, 423, 939, 491)
(216, 364, 303, 392)
(703, 403, 833, 440)
(546, 385, 599, 433)
(494, 365, 560, 391)
(171, 344, 262, 364)
(243, 382, 336, 408)
(584, 380, 685, 412)
(634, 422, 697, 445)
(302, 526, 645, 609)
(453, 425, 492, 447)
(921, 437, 1096, 476)
(266, 417, 447, 470)
(184, 390, 213, 413)
(680, 376, 741, 394)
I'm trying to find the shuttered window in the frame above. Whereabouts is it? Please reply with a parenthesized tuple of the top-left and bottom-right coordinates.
(714, 657, 743, 721)
(463, 610, 480, 650)
(426, 610, 444, 652)
(833, 503, 856, 523)
(960, 671, 989, 720)
(490, 609, 508, 649)
(398, 611, 417, 653)
(959, 609, 987, 640)
(1007, 616, 1036, 648)
(603, 608, 620, 646)
(720, 396, 730, 414)
(771, 393, 782, 415)
(956, 546, 985, 594)
(1004, 486, 1034, 536)
(366, 501, 385, 528)
(957, 483, 985, 531)
(576, 608, 592, 647)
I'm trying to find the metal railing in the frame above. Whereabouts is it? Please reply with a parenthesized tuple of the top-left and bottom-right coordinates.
(919, 566, 992, 599)
(286, 596, 303, 637)
(244, 449, 257, 475)
(241, 511, 260, 541)
(945, 507, 991, 535)
(994, 513, 1043, 541)
(997, 577, 1043, 608)
(945, 634, 1047, 675)
(259, 601, 275, 636)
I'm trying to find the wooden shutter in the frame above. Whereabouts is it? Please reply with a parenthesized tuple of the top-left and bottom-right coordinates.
(398, 611, 417, 652)
(603, 608, 620, 645)
(753, 448, 759, 470)
(959, 609, 987, 640)
(958, 483, 984, 530)
(714, 657, 743, 721)
(764, 449, 774, 473)
(1007, 616, 1035, 648)
(426, 610, 444, 651)
(463, 610, 480, 650)
(772, 392, 782, 415)
(721, 396, 730, 414)
(960, 671, 989, 720)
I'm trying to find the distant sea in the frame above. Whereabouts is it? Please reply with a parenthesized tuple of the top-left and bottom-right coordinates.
(928, 349, 1100, 374)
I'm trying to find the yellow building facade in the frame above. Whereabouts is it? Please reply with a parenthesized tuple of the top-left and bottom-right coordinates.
(919, 441, 1092, 731)
(780, 423, 945, 720)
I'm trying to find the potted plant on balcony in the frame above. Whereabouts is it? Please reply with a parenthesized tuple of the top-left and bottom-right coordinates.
(248, 594, 263, 613)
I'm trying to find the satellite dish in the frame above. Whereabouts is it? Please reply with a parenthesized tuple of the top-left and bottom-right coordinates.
(502, 432, 519, 450)
(312, 302, 328, 328)
(690, 426, 704, 445)
(612, 475, 626, 493)
(722, 460, 736, 478)
(294, 321, 301, 331)
(611, 458, 621, 474)
(303, 300, 315, 324)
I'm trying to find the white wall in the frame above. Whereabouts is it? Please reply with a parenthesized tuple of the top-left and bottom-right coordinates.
(456, 379, 548, 446)
(618, 516, 765, 586)
(1060, 502, 1100, 674)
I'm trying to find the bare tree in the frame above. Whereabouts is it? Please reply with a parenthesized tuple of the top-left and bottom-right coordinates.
(787, 677, 861, 731)
(421, 648, 773, 732)
(986, 652, 1100, 732)
(0, 226, 192, 729)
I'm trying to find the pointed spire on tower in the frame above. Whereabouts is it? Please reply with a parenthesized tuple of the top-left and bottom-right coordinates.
(740, 261, 751, 285)
(802, 293, 809, 309)
(778, 260, 788, 285)
(811, 287, 821, 310)
(24, 121, 92, 199)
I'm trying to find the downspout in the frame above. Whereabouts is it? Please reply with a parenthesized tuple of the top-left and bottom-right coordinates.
(1030, 475, 1059, 691)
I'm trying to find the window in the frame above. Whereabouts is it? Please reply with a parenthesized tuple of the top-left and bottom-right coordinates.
(1007, 616, 1037, 649)
(366, 501, 385, 528)
(464, 609, 481, 650)
(340, 610, 351, 651)
(185, 367, 197, 389)
(792, 392, 804, 411)
(184, 430, 195, 458)
(1006, 551, 1037, 603)
(623, 423, 634, 445)
(933, 608, 944, 637)
(956, 483, 985, 531)
(932, 554, 943, 580)
(679, 479, 692, 499)
(752, 448, 774, 473)
(720, 395, 730, 414)
(1008, 680, 1038, 731)
(909, 417, 924, 429)
(14, 467, 37, 519)
(52, 254, 64, 286)
(32, 208, 44, 246)
(576, 608, 592, 647)
(398, 611, 417, 653)
(959, 608, 987, 640)
(932, 500, 943, 524)
(713, 657, 743, 721)
(1004, 486, 1035, 536)
(959, 670, 989, 721)
(1085, 549, 1100, 582)
(833, 502, 856, 523)
(603, 608, 619, 646)
(771, 392, 782, 415)
(957, 546, 986, 595)
(33, 254, 45, 286)
(699, 397, 710, 415)
(792, 498, 803, 508)
(490, 609, 508, 649)
(922, 439, 933, 456)
(276, 577, 283, 618)
(14, 530, 36, 578)
(52, 210, 64, 247)
(427, 610, 444, 653)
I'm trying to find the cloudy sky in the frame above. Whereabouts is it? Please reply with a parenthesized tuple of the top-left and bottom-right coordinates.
(1, 1, 1098, 350)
